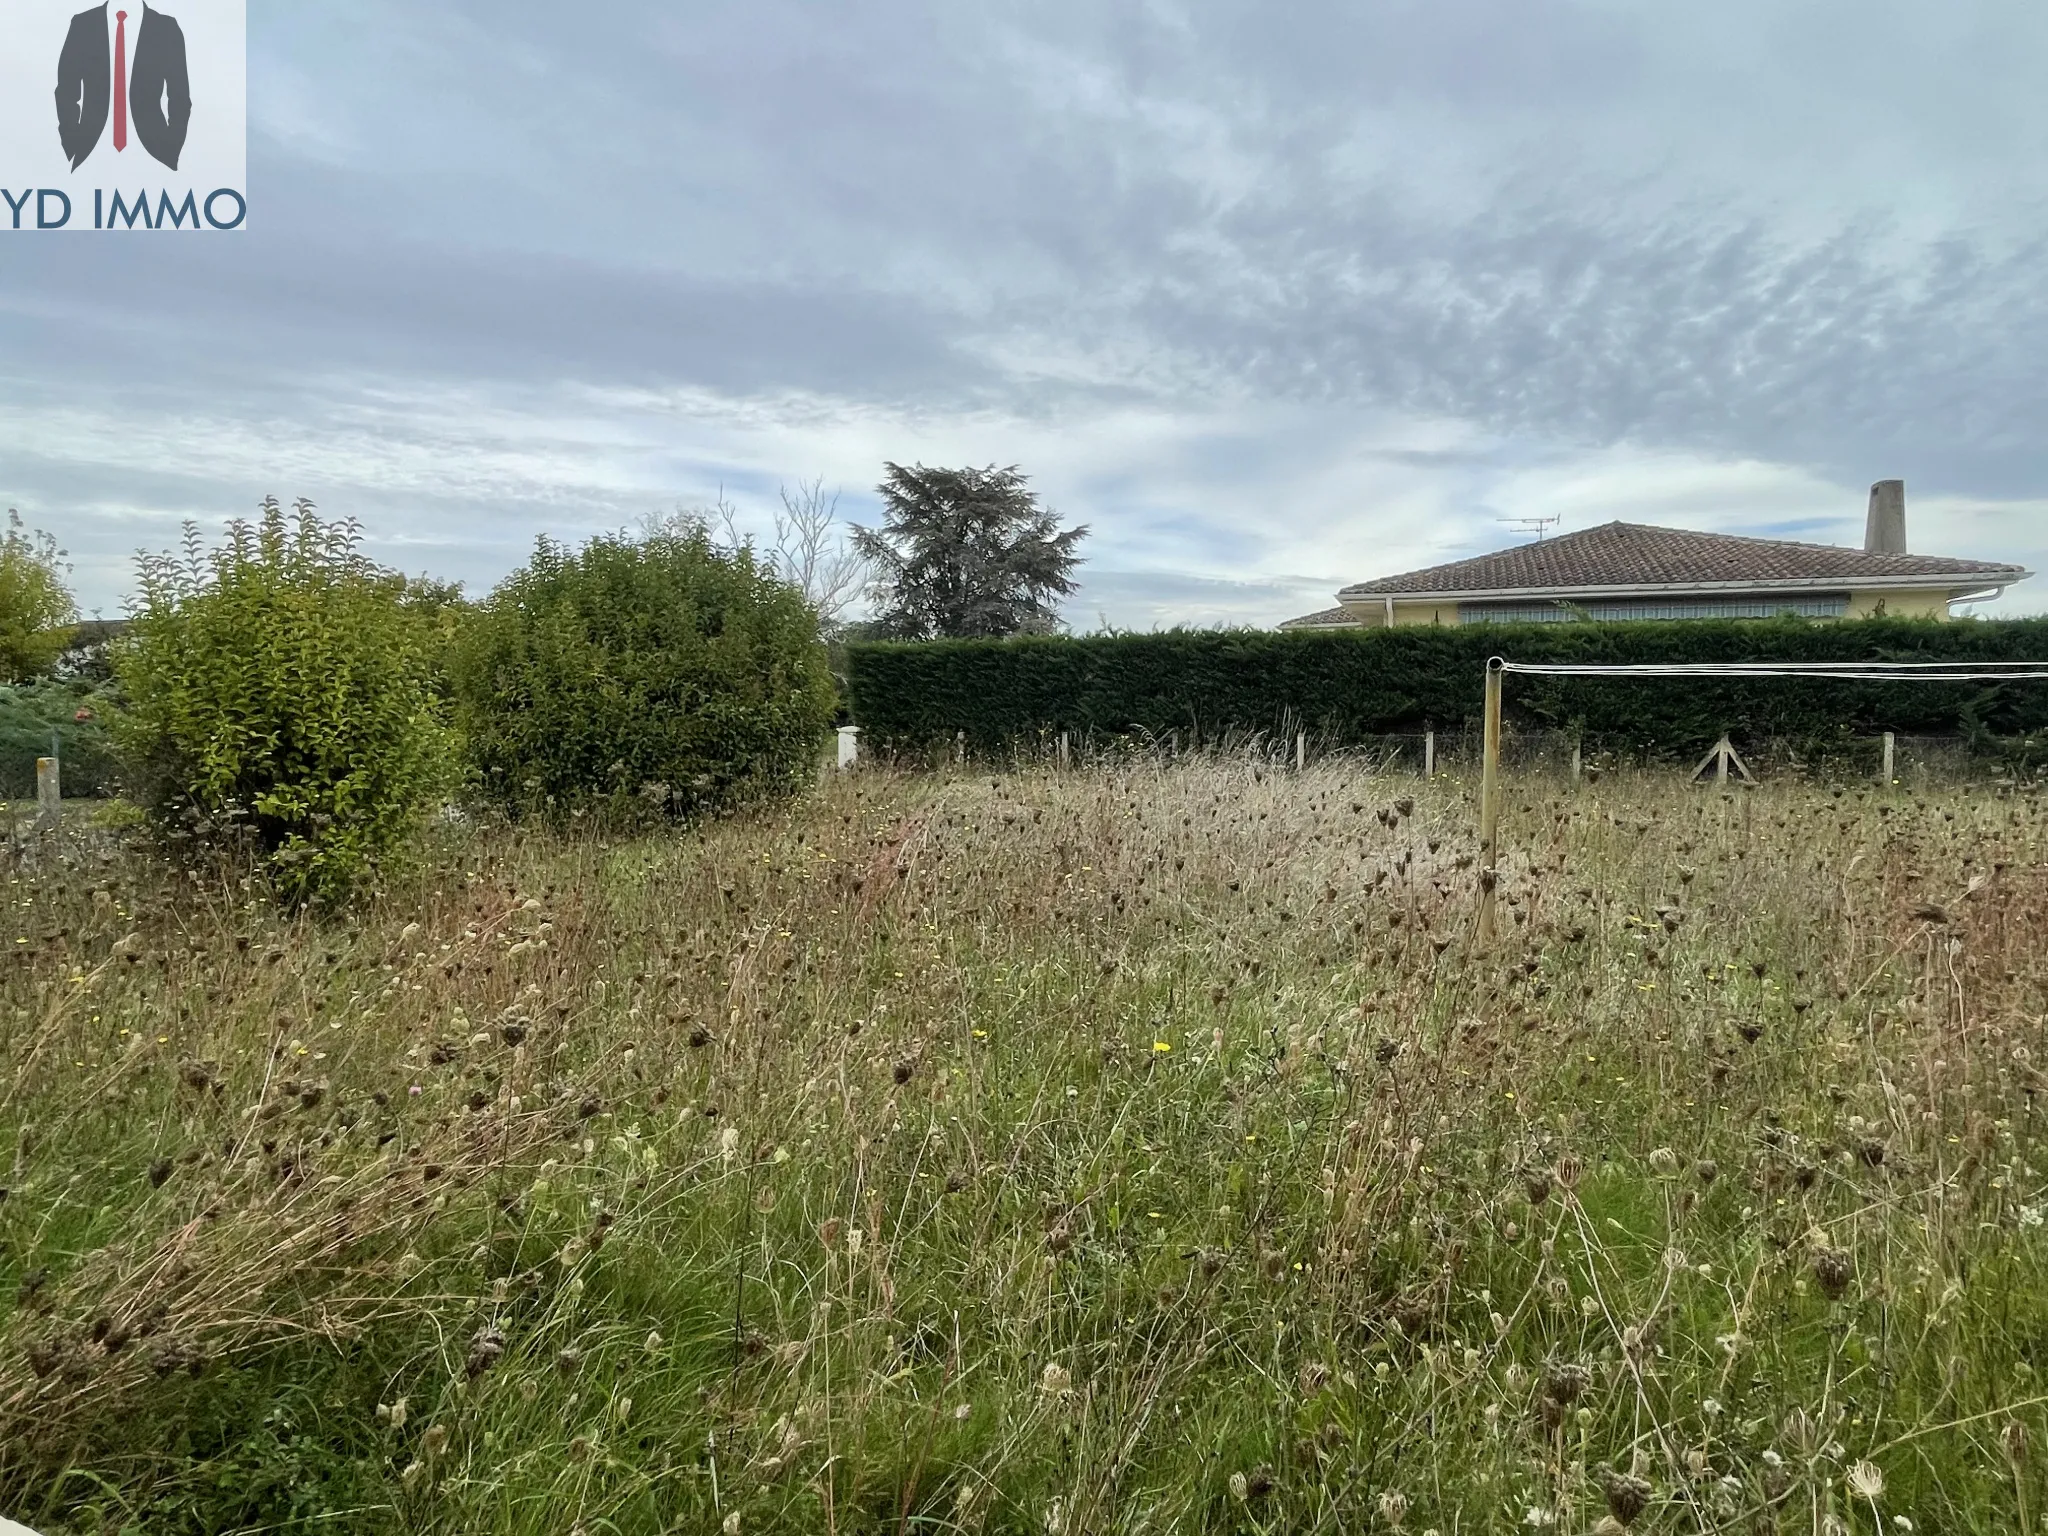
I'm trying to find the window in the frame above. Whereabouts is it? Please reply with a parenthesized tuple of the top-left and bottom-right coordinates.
(1461, 595, 1849, 624)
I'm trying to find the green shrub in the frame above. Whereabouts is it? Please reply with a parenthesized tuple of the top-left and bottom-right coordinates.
(452, 523, 836, 821)
(113, 499, 456, 905)
(0, 509, 78, 682)
(846, 617, 2048, 758)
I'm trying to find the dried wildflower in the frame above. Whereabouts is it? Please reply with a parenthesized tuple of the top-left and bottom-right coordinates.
(1693, 1158, 1717, 1184)
(1781, 1407, 1818, 1454)
(1846, 1461, 1884, 1500)
(1377, 1488, 1409, 1528)
(2006, 1418, 2029, 1463)
(1039, 1362, 1072, 1396)
(1555, 1154, 1583, 1191)
(1229, 1471, 1250, 1503)
(1542, 1361, 1591, 1405)
(465, 1326, 505, 1378)
(1647, 1146, 1679, 1177)
(1524, 1172, 1551, 1205)
(1812, 1246, 1853, 1300)
(1602, 1469, 1652, 1527)
(421, 1424, 449, 1457)
(556, 1345, 585, 1377)
(893, 1059, 915, 1085)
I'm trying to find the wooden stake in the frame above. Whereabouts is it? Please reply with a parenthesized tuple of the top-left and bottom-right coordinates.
(1570, 738, 1582, 785)
(1477, 660, 1503, 941)
(1425, 729, 1436, 779)
(1882, 731, 1896, 785)
(1689, 735, 1755, 785)
(1058, 731, 1070, 770)
(1295, 731, 1306, 772)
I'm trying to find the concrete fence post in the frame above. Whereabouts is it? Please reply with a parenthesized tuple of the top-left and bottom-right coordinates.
(1425, 729, 1436, 778)
(35, 756, 60, 833)
(836, 726, 860, 771)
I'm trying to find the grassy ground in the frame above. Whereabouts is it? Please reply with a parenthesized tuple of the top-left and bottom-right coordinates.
(3, 760, 2048, 1534)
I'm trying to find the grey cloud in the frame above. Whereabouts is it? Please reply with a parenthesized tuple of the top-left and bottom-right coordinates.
(7, 0, 2048, 619)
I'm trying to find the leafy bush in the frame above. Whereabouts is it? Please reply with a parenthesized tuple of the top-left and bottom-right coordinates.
(846, 617, 2048, 758)
(0, 509, 78, 681)
(0, 677, 118, 799)
(453, 522, 836, 820)
(113, 499, 456, 904)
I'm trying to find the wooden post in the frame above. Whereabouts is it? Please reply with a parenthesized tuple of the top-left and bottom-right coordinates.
(1477, 660, 1503, 941)
(1424, 729, 1436, 779)
(955, 729, 966, 767)
(1295, 732, 1306, 772)
(1058, 731, 1070, 770)
(1690, 735, 1754, 785)
(1570, 738, 1582, 785)
(35, 756, 60, 833)
(1882, 731, 1896, 785)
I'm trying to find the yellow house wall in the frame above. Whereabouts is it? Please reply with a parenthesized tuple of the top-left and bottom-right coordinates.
(1337, 600, 1461, 627)
(1847, 589, 1951, 620)
(1393, 602, 1459, 626)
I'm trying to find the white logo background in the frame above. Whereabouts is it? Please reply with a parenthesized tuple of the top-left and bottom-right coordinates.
(0, 0, 246, 230)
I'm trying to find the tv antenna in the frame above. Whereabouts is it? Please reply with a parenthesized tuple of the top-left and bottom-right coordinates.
(1501, 515, 1560, 542)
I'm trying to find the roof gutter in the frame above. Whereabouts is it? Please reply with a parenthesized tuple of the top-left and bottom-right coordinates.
(1336, 570, 2033, 605)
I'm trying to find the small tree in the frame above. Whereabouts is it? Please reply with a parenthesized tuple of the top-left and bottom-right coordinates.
(853, 464, 1087, 640)
(0, 510, 78, 681)
(114, 499, 456, 905)
(707, 480, 868, 635)
(452, 522, 836, 821)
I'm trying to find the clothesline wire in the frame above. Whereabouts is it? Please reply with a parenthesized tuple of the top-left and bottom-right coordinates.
(1495, 659, 2048, 683)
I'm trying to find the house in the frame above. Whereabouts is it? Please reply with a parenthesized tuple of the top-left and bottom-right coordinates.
(1282, 481, 2030, 629)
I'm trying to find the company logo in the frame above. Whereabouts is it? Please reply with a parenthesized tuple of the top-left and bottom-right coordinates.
(58, 5, 192, 172)
(2, 0, 245, 231)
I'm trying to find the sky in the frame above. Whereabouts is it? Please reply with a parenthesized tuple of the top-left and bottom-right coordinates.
(7, 0, 2048, 628)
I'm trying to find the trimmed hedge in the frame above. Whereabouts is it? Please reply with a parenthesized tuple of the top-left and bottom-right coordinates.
(845, 618, 2048, 758)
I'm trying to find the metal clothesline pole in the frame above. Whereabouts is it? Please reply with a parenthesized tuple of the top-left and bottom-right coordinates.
(1473, 655, 2048, 942)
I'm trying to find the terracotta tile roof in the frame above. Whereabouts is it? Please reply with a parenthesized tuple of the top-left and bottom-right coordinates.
(1339, 522, 2027, 599)
(1279, 605, 1363, 630)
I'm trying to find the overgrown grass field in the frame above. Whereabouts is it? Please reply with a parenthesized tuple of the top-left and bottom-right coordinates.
(4, 760, 2047, 1534)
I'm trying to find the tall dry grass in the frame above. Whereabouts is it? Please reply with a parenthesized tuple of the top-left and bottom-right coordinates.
(3, 758, 2047, 1534)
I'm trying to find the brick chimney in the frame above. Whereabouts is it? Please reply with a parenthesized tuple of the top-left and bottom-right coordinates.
(1865, 480, 1906, 554)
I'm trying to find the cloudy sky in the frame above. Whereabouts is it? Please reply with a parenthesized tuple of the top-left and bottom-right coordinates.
(8, 0, 2048, 627)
